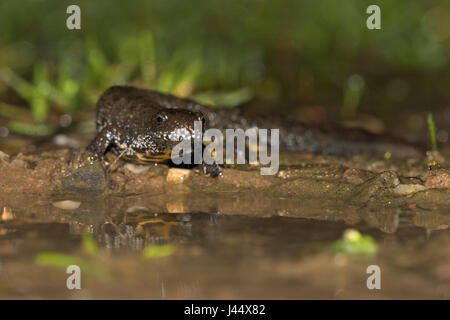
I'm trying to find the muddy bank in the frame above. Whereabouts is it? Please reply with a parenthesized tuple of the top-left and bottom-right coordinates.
(0, 148, 449, 232)
(1, 147, 450, 299)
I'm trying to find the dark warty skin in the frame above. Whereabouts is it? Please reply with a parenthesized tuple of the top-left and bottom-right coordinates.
(84, 85, 423, 171)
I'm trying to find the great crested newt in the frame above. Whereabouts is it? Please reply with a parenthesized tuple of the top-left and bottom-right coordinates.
(83, 85, 423, 175)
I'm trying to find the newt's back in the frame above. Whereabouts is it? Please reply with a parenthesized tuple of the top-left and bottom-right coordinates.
(94, 86, 424, 159)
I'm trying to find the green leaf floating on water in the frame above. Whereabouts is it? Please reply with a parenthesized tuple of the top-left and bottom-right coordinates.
(142, 244, 176, 260)
(34, 252, 108, 278)
(332, 229, 378, 256)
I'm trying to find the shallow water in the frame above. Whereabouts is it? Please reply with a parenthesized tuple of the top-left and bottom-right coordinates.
(0, 129, 449, 299)
(1, 192, 449, 299)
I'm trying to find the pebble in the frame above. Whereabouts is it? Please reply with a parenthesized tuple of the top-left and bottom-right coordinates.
(0, 150, 9, 162)
(423, 169, 450, 189)
(166, 168, 191, 184)
(126, 205, 149, 213)
(1, 207, 14, 221)
(125, 163, 150, 174)
(393, 184, 426, 195)
(52, 200, 82, 210)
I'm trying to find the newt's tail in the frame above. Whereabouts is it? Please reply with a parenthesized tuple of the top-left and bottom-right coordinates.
(278, 123, 424, 159)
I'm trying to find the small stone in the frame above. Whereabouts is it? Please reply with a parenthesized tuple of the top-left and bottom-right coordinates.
(126, 205, 150, 213)
(423, 168, 450, 189)
(166, 168, 191, 184)
(393, 184, 426, 195)
(52, 200, 82, 210)
(0, 150, 10, 162)
(125, 163, 150, 174)
(1, 207, 14, 221)
(277, 170, 289, 179)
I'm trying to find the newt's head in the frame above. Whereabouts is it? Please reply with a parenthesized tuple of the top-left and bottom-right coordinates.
(127, 108, 206, 164)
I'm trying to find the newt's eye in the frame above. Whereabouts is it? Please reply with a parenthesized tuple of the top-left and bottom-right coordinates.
(156, 113, 167, 124)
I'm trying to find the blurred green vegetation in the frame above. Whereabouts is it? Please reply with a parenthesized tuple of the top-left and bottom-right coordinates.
(332, 229, 378, 256)
(142, 244, 176, 260)
(0, 0, 449, 135)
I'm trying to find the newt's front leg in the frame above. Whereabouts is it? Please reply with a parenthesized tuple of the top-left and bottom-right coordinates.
(70, 125, 127, 167)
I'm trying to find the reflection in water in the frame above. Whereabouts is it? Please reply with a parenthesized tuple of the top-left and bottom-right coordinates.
(0, 197, 450, 299)
(95, 211, 194, 250)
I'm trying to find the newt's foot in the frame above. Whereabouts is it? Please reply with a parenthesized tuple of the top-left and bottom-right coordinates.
(200, 162, 222, 178)
(69, 149, 99, 169)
